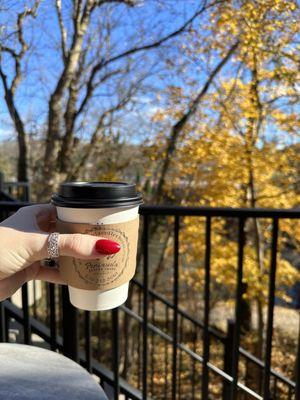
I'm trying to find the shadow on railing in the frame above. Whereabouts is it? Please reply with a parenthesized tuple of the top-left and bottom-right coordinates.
(0, 200, 299, 400)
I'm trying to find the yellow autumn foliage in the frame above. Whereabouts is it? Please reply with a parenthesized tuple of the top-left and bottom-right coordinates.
(145, 0, 300, 309)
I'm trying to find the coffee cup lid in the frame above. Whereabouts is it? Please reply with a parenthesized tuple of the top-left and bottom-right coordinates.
(51, 181, 143, 208)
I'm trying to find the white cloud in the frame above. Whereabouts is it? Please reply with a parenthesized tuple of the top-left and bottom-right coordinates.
(0, 128, 14, 141)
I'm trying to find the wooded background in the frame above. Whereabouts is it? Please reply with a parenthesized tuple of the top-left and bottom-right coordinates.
(0, 0, 299, 395)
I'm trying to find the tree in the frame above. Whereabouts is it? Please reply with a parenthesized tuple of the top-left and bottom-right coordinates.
(0, 1, 40, 181)
(143, 0, 299, 380)
(0, 0, 217, 199)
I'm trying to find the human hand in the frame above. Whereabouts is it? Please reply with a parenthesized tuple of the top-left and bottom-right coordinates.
(0, 204, 120, 301)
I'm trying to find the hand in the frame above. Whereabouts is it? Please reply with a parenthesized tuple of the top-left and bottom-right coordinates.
(0, 204, 120, 301)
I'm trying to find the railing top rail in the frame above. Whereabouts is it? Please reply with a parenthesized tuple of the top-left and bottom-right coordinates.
(1, 201, 300, 219)
(2, 181, 30, 186)
(140, 204, 300, 218)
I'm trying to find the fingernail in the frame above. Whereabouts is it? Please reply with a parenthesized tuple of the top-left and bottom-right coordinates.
(95, 239, 121, 254)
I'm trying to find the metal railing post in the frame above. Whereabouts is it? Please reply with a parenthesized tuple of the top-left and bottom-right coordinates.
(262, 218, 279, 399)
(295, 317, 300, 400)
(22, 283, 31, 344)
(24, 183, 30, 202)
(229, 218, 245, 400)
(142, 214, 149, 400)
(112, 308, 120, 400)
(85, 311, 92, 372)
(172, 215, 179, 400)
(0, 302, 7, 342)
(223, 319, 235, 400)
(0, 171, 4, 192)
(49, 283, 57, 351)
(62, 285, 78, 361)
(202, 216, 211, 399)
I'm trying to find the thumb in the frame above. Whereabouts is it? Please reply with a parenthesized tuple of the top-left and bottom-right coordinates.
(28, 232, 121, 262)
(59, 233, 121, 258)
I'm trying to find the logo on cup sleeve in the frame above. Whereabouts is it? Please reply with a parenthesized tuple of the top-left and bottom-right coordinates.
(73, 226, 130, 286)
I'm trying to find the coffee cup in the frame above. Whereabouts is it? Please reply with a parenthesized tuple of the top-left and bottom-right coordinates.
(51, 182, 142, 311)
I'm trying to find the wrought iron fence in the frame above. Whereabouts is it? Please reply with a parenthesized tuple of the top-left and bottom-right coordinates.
(0, 200, 299, 400)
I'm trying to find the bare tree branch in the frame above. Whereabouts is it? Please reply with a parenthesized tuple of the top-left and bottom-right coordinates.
(154, 41, 239, 202)
(99, 1, 221, 69)
(0, 46, 18, 58)
(11, 1, 40, 93)
(44, 0, 201, 194)
(265, 94, 299, 106)
(70, 113, 107, 179)
(92, 0, 135, 8)
(0, 0, 40, 181)
(76, 67, 127, 116)
(55, 0, 68, 65)
(77, 0, 220, 116)
(59, 81, 79, 172)
(51, 0, 94, 101)
(72, 0, 81, 25)
(42, 0, 97, 193)
(211, 62, 246, 138)
(0, 66, 28, 181)
(58, 42, 93, 173)
(57, 16, 127, 174)
(70, 94, 133, 179)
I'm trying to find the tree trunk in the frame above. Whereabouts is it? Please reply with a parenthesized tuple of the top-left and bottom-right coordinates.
(154, 41, 239, 203)
(244, 122, 265, 391)
(247, 131, 265, 356)
(40, 1, 94, 199)
(3, 87, 28, 182)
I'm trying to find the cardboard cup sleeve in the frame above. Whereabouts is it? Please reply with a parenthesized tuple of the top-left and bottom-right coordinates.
(56, 217, 139, 291)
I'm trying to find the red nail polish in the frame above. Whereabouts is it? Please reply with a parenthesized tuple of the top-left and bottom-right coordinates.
(95, 239, 121, 255)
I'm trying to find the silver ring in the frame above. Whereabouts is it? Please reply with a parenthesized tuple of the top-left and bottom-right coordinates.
(47, 232, 60, 259)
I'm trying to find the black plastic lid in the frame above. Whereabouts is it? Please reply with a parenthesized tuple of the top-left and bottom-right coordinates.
(51, 181, 143, 208)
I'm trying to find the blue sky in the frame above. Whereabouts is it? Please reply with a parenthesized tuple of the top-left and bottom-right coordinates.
(0, 0, 204, 143)
(0, 1, 298, 147)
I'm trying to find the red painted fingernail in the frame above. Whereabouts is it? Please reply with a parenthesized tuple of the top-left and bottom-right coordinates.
(95, 239, 121, 254)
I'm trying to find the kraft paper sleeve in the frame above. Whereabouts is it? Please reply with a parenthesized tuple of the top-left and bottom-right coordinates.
(56, 217, 139, 291)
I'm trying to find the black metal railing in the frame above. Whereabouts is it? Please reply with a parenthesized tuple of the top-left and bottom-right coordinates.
(0, 176, 30, 202)
(0, 201, 299, 400)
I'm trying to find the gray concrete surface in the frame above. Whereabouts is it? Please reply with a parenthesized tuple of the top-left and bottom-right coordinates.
(0, 343, 108, 400)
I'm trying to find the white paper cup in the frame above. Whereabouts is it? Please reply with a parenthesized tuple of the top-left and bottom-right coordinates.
(56, 205, 139, 311)
(52, 182, 142, 311)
